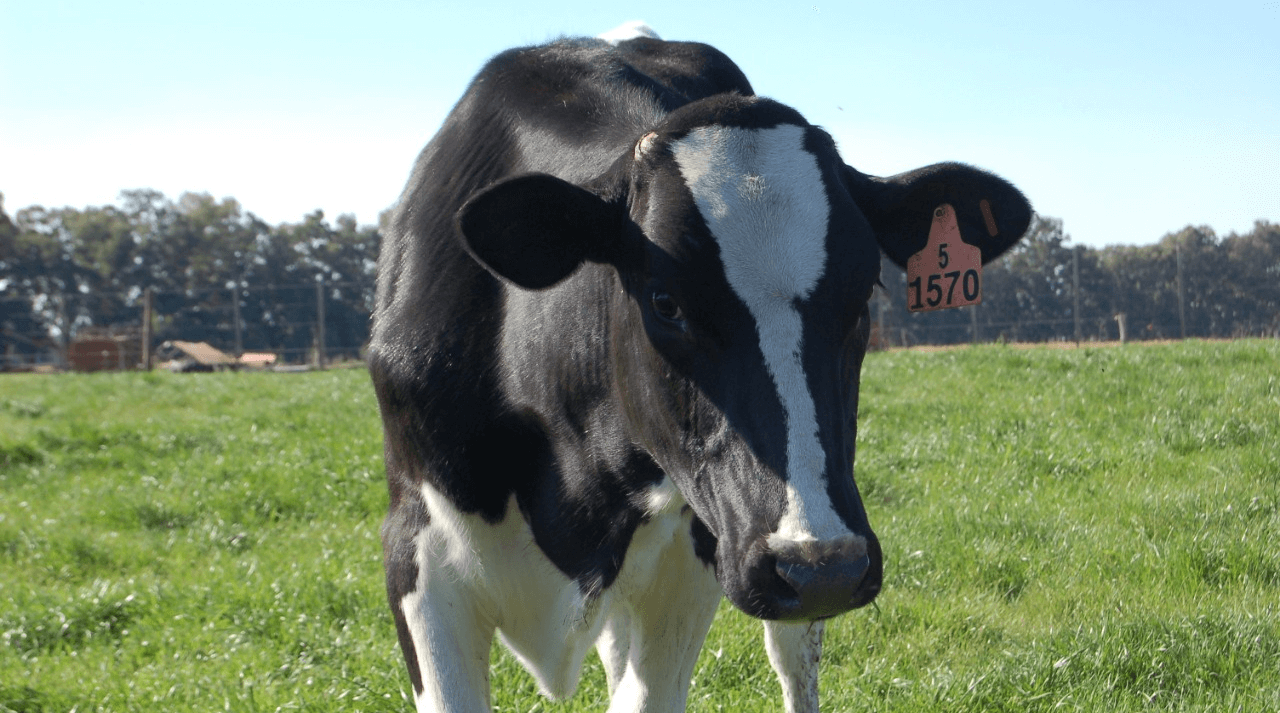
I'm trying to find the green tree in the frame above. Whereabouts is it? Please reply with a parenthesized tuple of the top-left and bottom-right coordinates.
(0, 193, 46, 365)
(1220, 221, 1280, 336)
(980, 215, 1075, 342)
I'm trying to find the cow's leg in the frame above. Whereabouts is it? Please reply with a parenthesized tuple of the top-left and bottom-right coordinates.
(384, 497, 495, 713)
(604, 529, 721, 713)
(596, 607, 631, 694)
(398, 580, 495, 713)
(763, 620, 824, 713)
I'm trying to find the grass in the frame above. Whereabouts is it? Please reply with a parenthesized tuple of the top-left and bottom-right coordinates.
(2, 340, 1277, 712)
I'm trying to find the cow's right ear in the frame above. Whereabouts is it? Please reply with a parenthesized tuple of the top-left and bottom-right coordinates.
(456, 173, 622, 290)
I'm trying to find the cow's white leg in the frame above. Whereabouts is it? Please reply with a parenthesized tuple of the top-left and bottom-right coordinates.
(763, 620, 824, 713)
(604, 530, 721, 713)
(399, 579, 495, 713)
(597, 607, 632, 694)
(395, 498, 499, 713)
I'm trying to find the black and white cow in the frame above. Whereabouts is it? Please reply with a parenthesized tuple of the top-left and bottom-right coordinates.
(369, 24, 1031, 713)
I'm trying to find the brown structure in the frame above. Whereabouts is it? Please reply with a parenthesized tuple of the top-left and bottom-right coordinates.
(67, 335, 143, 372)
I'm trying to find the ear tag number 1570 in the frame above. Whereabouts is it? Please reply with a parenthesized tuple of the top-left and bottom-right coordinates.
(906, 204, 982, 312)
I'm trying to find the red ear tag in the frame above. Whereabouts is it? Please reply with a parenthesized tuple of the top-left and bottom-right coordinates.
(905, 204, 982, 312)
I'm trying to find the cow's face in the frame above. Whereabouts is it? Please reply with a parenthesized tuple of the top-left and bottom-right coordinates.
(612, 111, 885, 620)
(456, 96, 1031, 621)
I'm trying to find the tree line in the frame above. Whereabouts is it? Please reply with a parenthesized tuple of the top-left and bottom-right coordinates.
(1, 190, 379, 364)
(2, 189, 1277, 366)
(876, 215, 1280, 346)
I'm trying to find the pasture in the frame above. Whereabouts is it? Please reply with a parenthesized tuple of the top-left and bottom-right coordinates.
(2, 340, 1277, 712)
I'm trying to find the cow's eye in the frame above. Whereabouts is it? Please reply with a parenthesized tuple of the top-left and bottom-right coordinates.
(651, 292, 684, 324)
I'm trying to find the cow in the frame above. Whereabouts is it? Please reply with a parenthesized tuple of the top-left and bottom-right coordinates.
(368, 24, 1032, 713)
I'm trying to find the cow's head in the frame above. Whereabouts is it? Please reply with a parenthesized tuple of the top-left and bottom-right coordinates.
(456, 95, 1031, 620)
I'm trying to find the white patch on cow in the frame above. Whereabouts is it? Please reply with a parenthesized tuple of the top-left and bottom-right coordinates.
(417, 479, 486, 583)
(596, 506, 722, 713)
(644, 475, 685, 517)
(400, 480, 721, 712)
(404, 486, 600, 707)
(671, 124, 851, 547)
(597, 20, 661, 44)
(400, 583, 491, 713)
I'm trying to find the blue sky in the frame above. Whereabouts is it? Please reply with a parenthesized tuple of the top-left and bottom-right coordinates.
(1, 0, 1276, 247)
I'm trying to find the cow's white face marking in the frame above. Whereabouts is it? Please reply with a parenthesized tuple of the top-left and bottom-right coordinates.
(671, 123, 851, 546)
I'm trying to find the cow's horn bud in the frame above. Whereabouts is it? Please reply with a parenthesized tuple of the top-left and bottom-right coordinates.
(635, 131, 659, 160)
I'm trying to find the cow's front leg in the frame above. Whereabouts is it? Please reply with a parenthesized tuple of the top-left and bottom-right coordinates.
(397, 580, 495, 713)
(602, 524, 722, 713)
(385, 516, 496, 713)
(597, 606, 631, 694)
(764, 620, 824, 713)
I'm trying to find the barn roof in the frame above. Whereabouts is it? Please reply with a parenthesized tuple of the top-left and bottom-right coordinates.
(164, 341, 237, 366)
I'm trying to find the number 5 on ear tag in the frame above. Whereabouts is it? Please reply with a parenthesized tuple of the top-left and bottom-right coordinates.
(906, 204, 982, 312)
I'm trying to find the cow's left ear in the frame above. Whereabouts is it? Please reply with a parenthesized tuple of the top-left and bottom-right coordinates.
(842, 162, 1032, 269)
(456, 173, 622, 289)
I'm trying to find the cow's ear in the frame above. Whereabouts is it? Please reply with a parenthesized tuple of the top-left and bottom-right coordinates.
(842, 162, 1032, 269)
(456, 173, 621, 289)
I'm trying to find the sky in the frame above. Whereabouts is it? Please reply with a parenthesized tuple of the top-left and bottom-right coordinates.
(1, 0, 1277, 248)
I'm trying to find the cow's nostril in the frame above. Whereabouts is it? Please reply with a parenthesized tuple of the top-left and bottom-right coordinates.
(774, 553, 871, 620)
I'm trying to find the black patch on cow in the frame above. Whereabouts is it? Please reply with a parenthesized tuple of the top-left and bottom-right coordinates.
(516, 442, 667, 596)
(690, 514, 717, 566)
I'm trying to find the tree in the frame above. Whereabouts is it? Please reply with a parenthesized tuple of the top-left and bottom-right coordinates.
(980, 215, 1075, 341)
(1220, 221, 1280, 336)
(4, 184, 1274, 361)
(0, 193, 47, 365)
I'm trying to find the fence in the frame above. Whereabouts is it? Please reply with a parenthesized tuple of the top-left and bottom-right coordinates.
(1, 278, 374, 371)
(869, 245, 1280, 349)
(3, 253, 1278, 371)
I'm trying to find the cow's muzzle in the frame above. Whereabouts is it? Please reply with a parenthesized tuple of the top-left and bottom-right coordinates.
(759, 532, 883, 620)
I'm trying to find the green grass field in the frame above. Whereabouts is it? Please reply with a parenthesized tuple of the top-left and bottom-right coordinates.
(2, 341, 1277, 712)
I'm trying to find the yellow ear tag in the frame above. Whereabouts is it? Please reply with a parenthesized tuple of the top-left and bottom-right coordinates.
(905, 204, 982, 312)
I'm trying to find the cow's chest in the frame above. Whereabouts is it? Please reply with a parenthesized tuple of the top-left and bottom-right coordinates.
(404, 477, 717, 701)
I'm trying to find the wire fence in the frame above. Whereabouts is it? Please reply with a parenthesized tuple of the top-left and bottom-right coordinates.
(3, 256, 1278, 372)
(2, 279, 374, 371)
(869, 248, 1280, 349)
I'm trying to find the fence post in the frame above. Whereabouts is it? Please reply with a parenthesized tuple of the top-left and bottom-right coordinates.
(231, 286, 243, 357)
(54, 293, 68, 369)
(1176, 243, 1187, 339)
(874, 291, 885, 349)
(142, 287, 153, 371)
(315, 278, 326, 370)
(1073, 246, 1082, 344)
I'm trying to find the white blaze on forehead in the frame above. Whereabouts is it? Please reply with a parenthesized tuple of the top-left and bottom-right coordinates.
(671, 123, 850, 545)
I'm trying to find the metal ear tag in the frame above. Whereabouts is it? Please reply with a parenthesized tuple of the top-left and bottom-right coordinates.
(905, 204, 982, 312)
